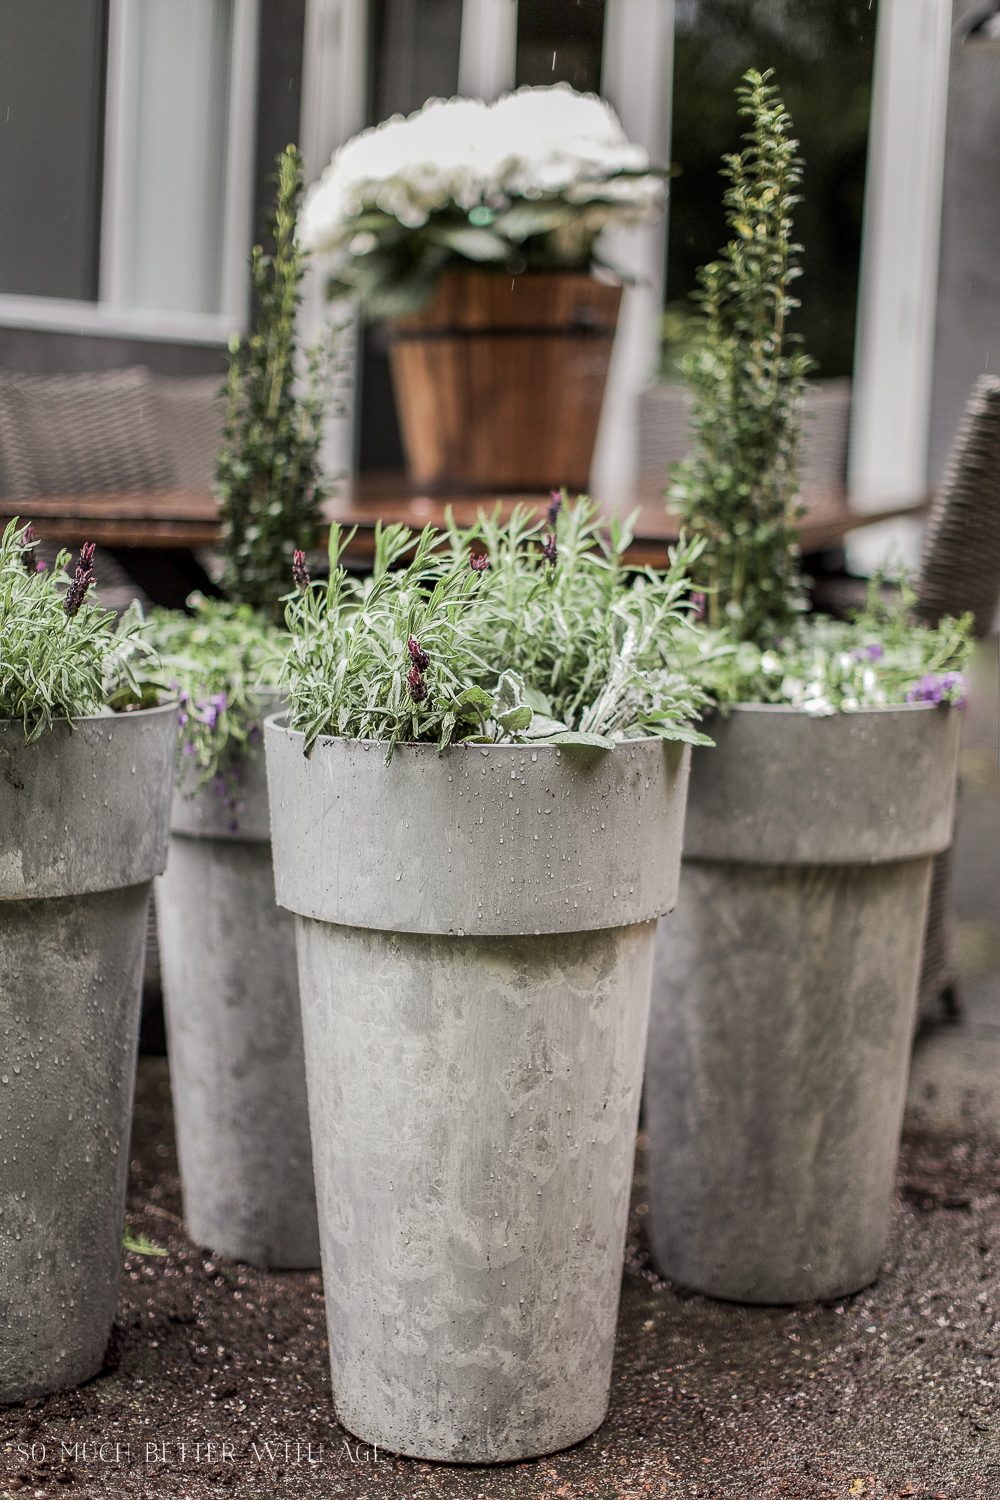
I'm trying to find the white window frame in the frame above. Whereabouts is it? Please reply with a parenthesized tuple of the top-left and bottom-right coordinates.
(0, 0, 260, 346)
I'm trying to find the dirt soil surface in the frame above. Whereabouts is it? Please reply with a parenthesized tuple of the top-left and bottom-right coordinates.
(0, 1058, 997, 1500)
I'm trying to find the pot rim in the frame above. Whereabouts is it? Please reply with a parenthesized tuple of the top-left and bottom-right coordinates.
(263, 712, 673, 755)
(0, 699, 179, 732)
(717, 700, 948, 716)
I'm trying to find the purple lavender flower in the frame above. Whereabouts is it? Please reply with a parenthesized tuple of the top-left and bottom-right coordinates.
(690, 590, 707, 621)
(852, 643, 884, 663)
(293, 549, 310, 590)
(407, 636, 429, 672)
(547, 491, 563, 530)
(63, 542, 96, 617)
(181, 741, 196, 756)
(407, 665, 428, 704)
(20, 525, 44, 575)
(469, 552, 490, 574)
(906, 671, 967, 707)
(178, 710, 189, 727)
(541, 535, 558, 567)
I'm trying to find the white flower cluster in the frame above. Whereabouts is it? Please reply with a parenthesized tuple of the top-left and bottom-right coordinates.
(302, 85, 663, 248)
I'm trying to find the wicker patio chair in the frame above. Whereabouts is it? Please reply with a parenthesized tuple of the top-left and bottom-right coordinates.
(914, 374, 1000, 1025)
(0, 366, 176, 496)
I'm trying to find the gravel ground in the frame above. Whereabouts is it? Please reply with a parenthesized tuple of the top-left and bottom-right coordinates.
(2, 644, 997, 1500)
(1, 1065, 998, 1500)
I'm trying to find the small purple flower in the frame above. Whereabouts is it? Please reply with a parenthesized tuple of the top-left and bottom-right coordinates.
(547, 491, 563, 530)
(293, 549, 310, 590)
(541, 535, 558, 567)
(690, 590, 707, 621)
(469, 552, 490, 574)
(407, 665, 428, 703)
(182, 741, 196, 756)
(63, 542, 96, 617)
(852, 643, 884, 663)
(20, 525, 43, 575)
(214, 778, 228, 800)
(906, 671, 966, 707)
(178, 710, 189, 727)
(407, 636, 430, 672)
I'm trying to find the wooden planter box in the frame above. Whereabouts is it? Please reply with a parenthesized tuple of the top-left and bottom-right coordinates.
(387, 269, 622, 494)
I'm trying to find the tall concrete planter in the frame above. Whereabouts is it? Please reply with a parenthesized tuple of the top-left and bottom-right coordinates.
(0, 704, 176, 1402)
(646, 703, 961, 1305)
(266, 723, 690, 1462)
(156, 689, 319, 1268)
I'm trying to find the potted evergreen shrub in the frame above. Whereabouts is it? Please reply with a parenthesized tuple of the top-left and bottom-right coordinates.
(302, 86, 665, 493)
(150, 146, 337, 1269)
(265, 502, 710, 1461)
(0, 523, 175, 1402)
(644, 72, 972, 1306)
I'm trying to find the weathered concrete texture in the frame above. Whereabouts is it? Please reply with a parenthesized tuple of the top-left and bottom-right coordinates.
(681, 703, 960, 865)
(648, 857, 931, 1304)
(157, 693, 319, 1268)
(156, 837, 319, 1268)
(0, 707, 177, 899)
(0, 884, 149, 1403)
(648, 704, 961, 1305)
(265, 724, 690, 935)
(294, 917, 656, 1463)
(0, 705, 176, 1401)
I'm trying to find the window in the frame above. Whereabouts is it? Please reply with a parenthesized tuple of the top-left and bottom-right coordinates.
(0, 0, 259, 344)
(515, 0, 606, 93)
(668, 0, 878, 379)
(0, 0, 108, 302)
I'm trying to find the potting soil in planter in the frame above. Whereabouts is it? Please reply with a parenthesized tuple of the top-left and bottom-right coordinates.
(646, 703, 961, 1305)
(156, 690, 320, 1269)
(0, 704, 176, 1402)
(266, 725, 689, 1463)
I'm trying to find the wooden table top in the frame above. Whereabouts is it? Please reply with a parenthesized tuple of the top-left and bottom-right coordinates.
(1, 473, 930, 566)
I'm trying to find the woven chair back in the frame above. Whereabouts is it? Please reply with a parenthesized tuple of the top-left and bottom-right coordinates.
(916, 373, 1000, 637)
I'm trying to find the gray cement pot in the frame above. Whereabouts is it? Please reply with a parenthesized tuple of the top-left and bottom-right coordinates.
(156, 689, 319, 1268)
(265, 722, 690, 1462)
(0, 704, 176, 1402)
(646, 703, 961, 1305)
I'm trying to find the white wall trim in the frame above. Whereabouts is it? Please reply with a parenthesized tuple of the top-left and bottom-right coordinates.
(299, 0, 370, 481)
(0, 295, 238, 346)
(848, 0, 953, 512)
(591, 0, 674, 503)
(457, 0, 518, 102)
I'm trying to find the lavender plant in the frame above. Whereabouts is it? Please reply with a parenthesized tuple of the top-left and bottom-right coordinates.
(0, 520, 157, 742)
(696, 576, 973, 713)
(145, 597, 286, 797)
(282, 498, 713, 759)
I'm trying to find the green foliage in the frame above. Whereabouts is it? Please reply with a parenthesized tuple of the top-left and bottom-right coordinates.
(216, 146, 342, 621)
(281, 498, 713, 760)
(326, 194, 651, 322)
(0, 520, 157, 742)
(657, 300, 706, 382)
(145, 596, 286, 795)
(693, 577, 975, 713)
(122, 1227, 168, 1257)
(669, 69, 813, 647)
